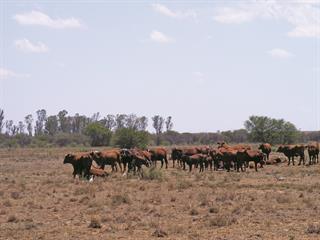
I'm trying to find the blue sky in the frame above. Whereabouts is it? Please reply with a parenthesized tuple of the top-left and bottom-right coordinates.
(0, 0, 319, 132)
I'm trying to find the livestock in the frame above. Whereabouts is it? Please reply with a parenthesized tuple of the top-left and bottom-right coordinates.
(63, 152, 93, 179)
(181, 154, 207, 172)
(307, 143, 319, 165)
(90, 165, 108, 178)
(258, 143, 272, 161)
(148, 148, 168, 168)
(237, 150, 265, 172)
(120, 148, 150, 174)
(90, 150, 122, 172)
(277, 145, 306, 166)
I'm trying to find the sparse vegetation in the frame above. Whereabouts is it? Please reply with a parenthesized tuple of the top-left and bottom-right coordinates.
(0, 147, 320, 239)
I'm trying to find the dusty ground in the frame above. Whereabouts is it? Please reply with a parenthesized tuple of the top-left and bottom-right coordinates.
(1, 147, 320, 240)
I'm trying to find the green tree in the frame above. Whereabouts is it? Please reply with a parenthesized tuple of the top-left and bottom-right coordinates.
(244, 115, 299, 144)
(45, 115, 59, 135)
(84, 122, 112, 146)
(112, 128, 149, 149)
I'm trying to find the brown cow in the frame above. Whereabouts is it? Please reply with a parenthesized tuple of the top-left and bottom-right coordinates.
(258, 143, 272, 160)
(308, 143, 319, 165)
(148, 147, 168, 168)
(63, 152, 93, 179)
(237, 150, 265, 172)
(90, 149, 122, 172)
(217, 142, 251, 151)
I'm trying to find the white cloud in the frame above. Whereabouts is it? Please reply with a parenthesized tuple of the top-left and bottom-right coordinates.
(151, 3, 196, 19)
(213, 1, 320, 38)
(13, 10, 83, 29)
(213, 6, 257, 24)
(150, 30, 174, 43)
(268, 48, 294, 58)
(0, 68, 28, 79)
(15, 39, 48, 53)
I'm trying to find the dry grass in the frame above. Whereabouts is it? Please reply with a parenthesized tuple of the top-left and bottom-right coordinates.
(0, 147, 319, 239)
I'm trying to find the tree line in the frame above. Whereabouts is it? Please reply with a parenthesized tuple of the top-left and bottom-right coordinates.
(0, 108, 319, 148)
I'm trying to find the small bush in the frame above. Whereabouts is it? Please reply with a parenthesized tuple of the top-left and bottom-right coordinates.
(11, 192, 20, 200)
(152, 229, 168, 237)
(209, 214, 237, 227)
(88, 217, 102, 228)
(111, 194, 131, 206)
(306, 224, 320, 234)
(190, 208, 199, 216)
(276, 194, 292, 204)
(142, 167, 164, 181)
(209, 207, 219, 214)
(176, 179, 193, 190)
(7, 215, 19, 223)
(3, 200, 12, 207)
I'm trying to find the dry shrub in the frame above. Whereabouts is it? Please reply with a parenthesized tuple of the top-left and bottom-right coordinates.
(176, 179, 193, 190)
(190, 208, 199, 216)
(306, 223, 320, 234)
(198, 192, 209, 206)
(216, 192, 236, 202)
(152, 228, 168, 237)
(209, 207, 219, 214)
(142, 167, 164, 181)
(3, 200, 12, 207)
(276, 194, 292, 204)
(25, 220, 37, 230)
(88, 216, 102, 228)
(7, 215, 19, 223)
(209, 214, 237, 227)
(111, 193, 131, 206)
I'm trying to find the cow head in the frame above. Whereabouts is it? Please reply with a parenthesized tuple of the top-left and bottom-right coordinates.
(276, 145, 284, 153)
(120, 148, 131, 159)
(63, 153, 74, 164)
(90, 151, 103, 166)
(89, 151, 101, 159)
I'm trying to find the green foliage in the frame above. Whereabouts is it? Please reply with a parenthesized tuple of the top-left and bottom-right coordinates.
(244, 115, 300, 144)
(84, 122, 112, 146)
(112, 128, 149, 149)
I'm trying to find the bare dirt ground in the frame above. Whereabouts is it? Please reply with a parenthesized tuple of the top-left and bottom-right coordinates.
(1, 147, 320, 240)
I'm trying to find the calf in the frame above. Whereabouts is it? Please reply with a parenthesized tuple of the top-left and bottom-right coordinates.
(90, 165, 108, 178)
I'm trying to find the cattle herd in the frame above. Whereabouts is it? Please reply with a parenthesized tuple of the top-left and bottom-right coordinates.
(63, 142, 320, 180)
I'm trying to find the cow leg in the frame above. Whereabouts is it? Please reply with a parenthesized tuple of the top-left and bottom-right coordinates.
(172, 159, 175, 168)
(255, 162, 258, 172)
(189, 164, 192, 172)
(165, 157, 168, 169)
